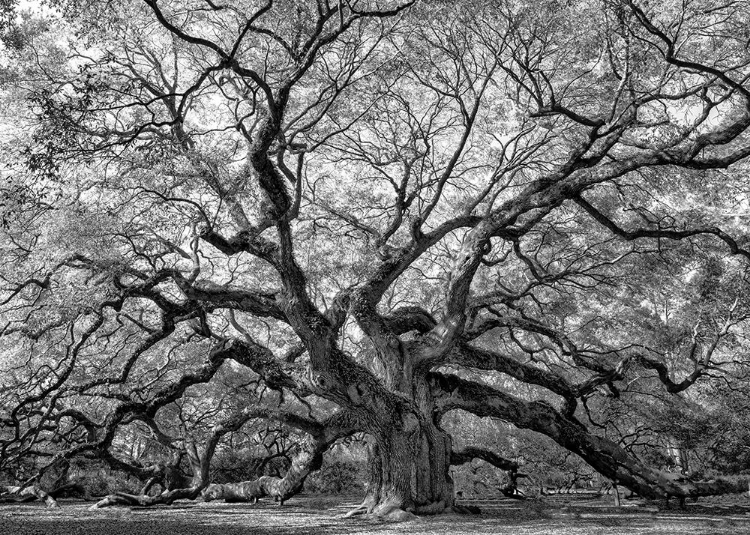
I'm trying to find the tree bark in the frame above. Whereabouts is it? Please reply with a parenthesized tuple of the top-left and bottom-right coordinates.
(246, 434, 326, 505)
(349, 410, 455, 519)
(202, 480, 265, 503)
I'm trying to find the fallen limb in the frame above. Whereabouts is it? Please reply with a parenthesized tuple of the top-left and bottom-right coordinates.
(0, 485, 59, 508)
(89, 486, 203, 509)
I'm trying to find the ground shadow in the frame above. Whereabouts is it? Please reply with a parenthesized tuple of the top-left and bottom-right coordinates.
(2, 494, 749, 535)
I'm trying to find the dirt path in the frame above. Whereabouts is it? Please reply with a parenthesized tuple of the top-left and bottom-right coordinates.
(1, 494, 749, 534)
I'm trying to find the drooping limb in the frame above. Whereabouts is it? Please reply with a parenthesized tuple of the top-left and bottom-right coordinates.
(0, 485, 59, 508)
(432, 372, 750, 501)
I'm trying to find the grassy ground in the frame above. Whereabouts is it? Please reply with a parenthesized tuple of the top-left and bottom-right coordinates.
(1, 493, 749, 535)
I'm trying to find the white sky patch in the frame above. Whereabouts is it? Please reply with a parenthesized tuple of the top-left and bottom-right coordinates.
(18, 1, 44, 10)
(490, 134, 514, 149)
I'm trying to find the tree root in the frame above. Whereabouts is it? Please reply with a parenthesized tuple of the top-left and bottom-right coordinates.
(413, 500, 445, 515)
(344, 498, 476, 521)
(343, 504, 369, 518)
(342, 498, 419, 522)
(372, 503, 420, 522)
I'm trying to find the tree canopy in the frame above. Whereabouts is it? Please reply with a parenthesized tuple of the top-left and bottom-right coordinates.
(2, 0, 750, 518)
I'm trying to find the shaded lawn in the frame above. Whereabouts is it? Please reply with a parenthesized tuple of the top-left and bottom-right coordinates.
(1, 494, 749, 535)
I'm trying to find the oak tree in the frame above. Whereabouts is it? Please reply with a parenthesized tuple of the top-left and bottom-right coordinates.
(3, 0, 750, 518)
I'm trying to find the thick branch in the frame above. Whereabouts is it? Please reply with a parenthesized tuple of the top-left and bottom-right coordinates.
(383, 306, 437, 335)
(575, 195, 750, 262)
(431, 372, 750, 499)
(181, 280, 287, 322)
(448, 342, 578, 408)
(210, 338, 310, 394)
(450, 446, 518, 472)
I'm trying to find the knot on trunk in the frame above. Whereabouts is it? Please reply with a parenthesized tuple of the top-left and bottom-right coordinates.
(347, 383, 367, 404)
(401, 412, 420, 434)
(312, 372, 332, 390)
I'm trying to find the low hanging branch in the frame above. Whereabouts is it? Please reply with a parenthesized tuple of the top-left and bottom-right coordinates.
(0, 485, 59, 508)
(450, 447, 518, 472)
(89, 407, 357, 509)
(432, 372, 750, 500)
(89, 487, 203, 509)
(451, 447, 527, 500)
(203, 479, 267, 504)
(205, 411, 359, 505)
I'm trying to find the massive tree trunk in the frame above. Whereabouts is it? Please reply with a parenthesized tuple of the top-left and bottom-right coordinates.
(351, 422, 454, 520)
(412, 423, 455, 514)
(349, 369, 456, 519)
